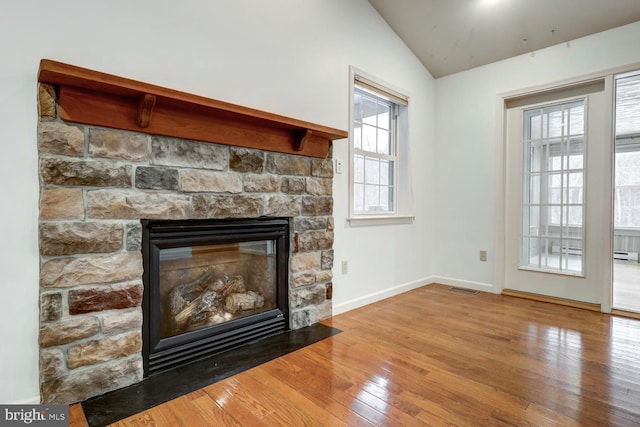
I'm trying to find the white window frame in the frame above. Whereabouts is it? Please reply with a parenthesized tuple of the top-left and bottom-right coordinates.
(348, 67, 414, 226)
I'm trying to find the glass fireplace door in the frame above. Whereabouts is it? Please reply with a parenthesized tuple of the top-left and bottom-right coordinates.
(159, 240, 278, 338)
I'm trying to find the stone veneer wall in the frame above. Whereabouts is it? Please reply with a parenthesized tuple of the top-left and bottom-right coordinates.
(37, 83, 335, 404)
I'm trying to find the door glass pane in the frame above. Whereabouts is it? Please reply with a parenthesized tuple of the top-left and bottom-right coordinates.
(521, 100, 585, 274)
(548, 110, 563, 137)
(530, 115, 541, 140)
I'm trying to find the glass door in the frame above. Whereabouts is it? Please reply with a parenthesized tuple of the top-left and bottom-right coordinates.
(520, 100, 586, 275)
(504, 79, 613, 304)
(612, 72, 640, 313)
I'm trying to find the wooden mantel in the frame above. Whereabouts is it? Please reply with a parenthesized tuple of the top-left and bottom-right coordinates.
(37, 59, 348, 158)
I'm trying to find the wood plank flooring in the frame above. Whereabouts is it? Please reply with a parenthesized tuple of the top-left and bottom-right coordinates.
(70, 284, 640, 426)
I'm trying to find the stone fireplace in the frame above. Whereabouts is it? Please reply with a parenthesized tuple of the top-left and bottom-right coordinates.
(36, 60, 346, 404)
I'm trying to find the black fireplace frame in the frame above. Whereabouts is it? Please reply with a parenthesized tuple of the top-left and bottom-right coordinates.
(141, 217, 290, 376)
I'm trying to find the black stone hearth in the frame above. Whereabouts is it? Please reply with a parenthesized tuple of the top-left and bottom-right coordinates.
(81, 324, 340, 427)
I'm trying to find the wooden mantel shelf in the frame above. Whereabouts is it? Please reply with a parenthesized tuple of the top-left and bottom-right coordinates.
(37, 59, 348, 158)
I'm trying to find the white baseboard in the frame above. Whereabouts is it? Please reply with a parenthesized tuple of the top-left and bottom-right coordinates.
(430, 276, 496, 294)
(332, 276, 434, 315)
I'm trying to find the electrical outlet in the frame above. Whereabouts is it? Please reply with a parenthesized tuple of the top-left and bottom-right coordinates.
(480, 250, 488, 262)
(341, 260, 349, 274)
(335, 158, 343, 174)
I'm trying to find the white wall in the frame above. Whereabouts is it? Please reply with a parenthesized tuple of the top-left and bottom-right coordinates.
(434, 21, 640, 294)
(0, 0, 435, 403)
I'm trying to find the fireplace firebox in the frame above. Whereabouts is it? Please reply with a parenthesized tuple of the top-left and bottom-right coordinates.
(142, 217, 290, 375)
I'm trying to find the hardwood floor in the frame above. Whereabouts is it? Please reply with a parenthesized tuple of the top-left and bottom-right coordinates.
(70, 284, 640, 426)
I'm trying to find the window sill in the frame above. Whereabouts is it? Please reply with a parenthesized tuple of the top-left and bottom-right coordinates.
(347, 215, 415, 227)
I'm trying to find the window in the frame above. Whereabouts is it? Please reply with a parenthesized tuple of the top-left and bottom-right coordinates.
(349, 70, 411, 223)
(521, 99, 586, 274)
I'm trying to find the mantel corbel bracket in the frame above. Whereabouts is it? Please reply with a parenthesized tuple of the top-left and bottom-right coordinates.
(137, 93, 157, 128)
(294, 129, 313, 152)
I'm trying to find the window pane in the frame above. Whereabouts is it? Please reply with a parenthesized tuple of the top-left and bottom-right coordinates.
(354, 183, 364, 212)
(380, 159, 390, 185)
(365, 184, 379, 211)
(353, 124, 362, 150)
(353, 155, 395, 214)
(377, 102, 390, 130)
(362, 124, 376, 152)
(379, 186, 389, 210)
(362, 97, 377, 126)
(377, 129, 390, 154)
(365, 158, 379, 184)
(354, 92, 363, 121)
(354, 155, 365, 182)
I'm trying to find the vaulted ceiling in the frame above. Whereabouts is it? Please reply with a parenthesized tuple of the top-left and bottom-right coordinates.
(368, 0, 640, 78)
